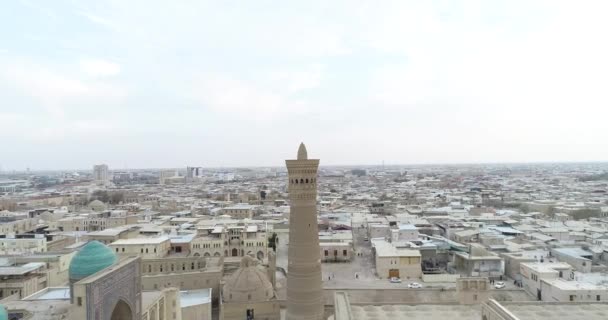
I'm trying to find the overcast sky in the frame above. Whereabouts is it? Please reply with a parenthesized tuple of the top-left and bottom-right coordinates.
(1, 0, 607, 170)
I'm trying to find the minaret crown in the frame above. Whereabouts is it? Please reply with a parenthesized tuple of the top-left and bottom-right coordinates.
(297, 142, 308, 160)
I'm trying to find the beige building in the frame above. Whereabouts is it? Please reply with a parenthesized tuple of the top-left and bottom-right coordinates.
(0, 217, 39, 235)
(222, 205, 256, 219)
(0, 262, 47, 299)
(456, 277, 490, 305)
(140, 256, 223, 301)
(321, 243, 352, 262)
(109, 236, 171, 258)
(193, 223, 268, 260)
(0, 236, 47, 254)
(220, 255, 279, 320)
(180, 288, 212, 320)
(57, 213, 140, 232)
(452, 244, 504, 278)
(7, 251, 76, 287)
(142, 287, 182, 320)
(373, 239, 422, 279)
(86, 226, 140, 244)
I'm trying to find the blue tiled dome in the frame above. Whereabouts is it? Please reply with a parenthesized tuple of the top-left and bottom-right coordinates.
(69, 241, 118, 281)
(0, 304, 7, 320)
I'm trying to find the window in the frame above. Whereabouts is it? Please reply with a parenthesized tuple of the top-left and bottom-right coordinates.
(148, 265, 152, 273)
(570, 295, 575, 301)
(122, 248, 125, 252)
(146, 248, 149, 253)
(324, 250, 328, 257)
(77, 297, 82, 306)
(343, 250, 347, 256)
(597, 295, 601, 301)
(473, 294, 478, 301)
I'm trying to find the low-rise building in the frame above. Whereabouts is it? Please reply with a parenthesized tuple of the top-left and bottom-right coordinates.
(192, 223, 268, 260)
(0, 235, 47, 254)
(451, 244, 503, 278)
(0, 262, 46, 299)
(109, 236, 171, 258)
(520, 262, 608, 302)
(372, 239, 422, 279)
(222, 205, 256, 219)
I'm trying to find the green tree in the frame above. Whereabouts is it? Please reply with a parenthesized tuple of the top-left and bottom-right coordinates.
(571, 208, 601, 220)
(268, 233, 278, 252)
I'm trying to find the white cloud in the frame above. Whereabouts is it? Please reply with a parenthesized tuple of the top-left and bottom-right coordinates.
(269, 65, 324, 94)
(76, 10, 120, 31)
(192, 74, 285, 119)
(79, 59, 121, 77)
(0, 59, 126, 118)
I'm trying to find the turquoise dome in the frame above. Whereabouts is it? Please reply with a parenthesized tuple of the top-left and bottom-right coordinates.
(0, 304, 7, 320)
(69, 241, 118, 281)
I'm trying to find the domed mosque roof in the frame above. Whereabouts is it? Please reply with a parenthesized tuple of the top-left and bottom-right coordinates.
(88, 199, 106, 208)
(0, 304, 7, 320)
(69, 241, 118, 282)
(223, 255, 274, 303)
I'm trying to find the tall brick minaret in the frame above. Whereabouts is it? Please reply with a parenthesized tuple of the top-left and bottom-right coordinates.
(285, 143, 323, 320)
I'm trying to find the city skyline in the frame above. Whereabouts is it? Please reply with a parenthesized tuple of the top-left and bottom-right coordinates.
(2, 1, 608, 169)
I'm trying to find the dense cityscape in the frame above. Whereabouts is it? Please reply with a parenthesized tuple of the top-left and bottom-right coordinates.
(1, 144, 608, 319)
(3, 1, 608, 319)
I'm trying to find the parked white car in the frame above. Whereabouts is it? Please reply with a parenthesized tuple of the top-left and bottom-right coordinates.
(408, 282, 422, 288)
(389, 277, 402, 283)
(494, 281, 505, 289)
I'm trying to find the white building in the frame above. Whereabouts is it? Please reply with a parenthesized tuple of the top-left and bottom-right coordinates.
(520, 262, 608, 302)
(0, 235, 47, 254)
(93, 164, 110, 185)
(109, 236, 171, 258)
(0, 234, 47, 255)
(394, 224, 419, 242)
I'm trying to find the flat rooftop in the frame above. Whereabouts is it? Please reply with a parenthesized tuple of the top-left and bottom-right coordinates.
(350, 304, 480, 320)
(521, 262, 572, 273)
(180, 288, 212, 307)
(87, 226, 131, 236)
(373, 240, 421, 258)
(0, 262, 45, 275)
(23, 287, 70, 300)
(501, 301, 608, 320)
(111, 236, 169, 245)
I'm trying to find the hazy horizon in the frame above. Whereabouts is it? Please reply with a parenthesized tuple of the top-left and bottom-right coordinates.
(2, 1, 608, 170)
(2, 160, 607, 174)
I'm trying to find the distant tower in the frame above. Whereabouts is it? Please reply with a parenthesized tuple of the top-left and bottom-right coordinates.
(93, 164, 110, 186)
(285, 143, 323, 320)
